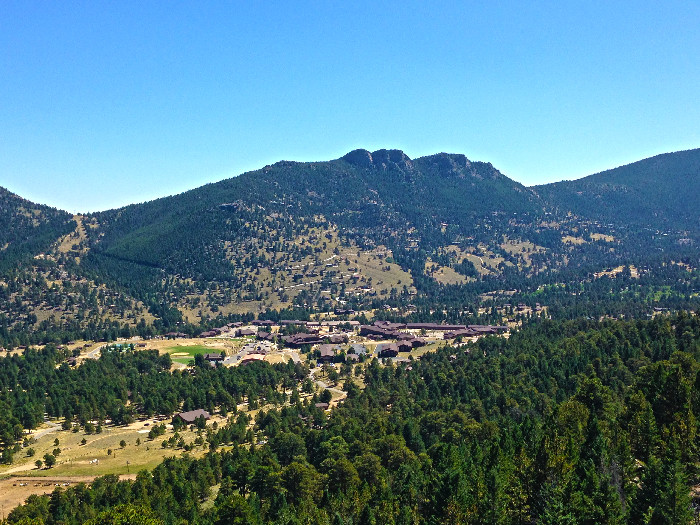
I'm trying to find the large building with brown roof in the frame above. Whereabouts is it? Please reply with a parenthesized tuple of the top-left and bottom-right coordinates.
(174, 409, 211, 425)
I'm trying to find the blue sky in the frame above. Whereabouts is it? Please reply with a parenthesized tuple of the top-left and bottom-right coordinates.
(1, 1, 699, 212)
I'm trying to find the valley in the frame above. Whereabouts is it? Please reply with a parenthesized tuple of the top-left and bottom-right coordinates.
(0, 147, 698, 524)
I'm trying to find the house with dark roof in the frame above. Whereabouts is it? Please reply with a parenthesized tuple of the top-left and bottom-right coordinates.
(377, 343, 399, 357)
(282, 332, 323, 347)
(360, 325, 401, 339)
(406, 323, 467, 331)
(327, 333, 348, 344)
(396, 341, 413, 353)
(374, 320, 407, 330)
(318, 344, 339, 364)
(203, 353, 224, 364)
(444, 328, 478, 339)
(257, 331, 274, 341)
(173, 409, 211, 425)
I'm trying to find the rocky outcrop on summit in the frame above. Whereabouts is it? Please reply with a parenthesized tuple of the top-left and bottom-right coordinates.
(341, 149, 413, 171)
(341, 149, 374, 169)
(369, 149, 414, 171)
(414, 153, 504, 182)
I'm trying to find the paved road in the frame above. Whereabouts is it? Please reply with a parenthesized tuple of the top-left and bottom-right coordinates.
(84, 344, 105, 359)
(309, 368, 346, 399)
(223, 341, 278, 366)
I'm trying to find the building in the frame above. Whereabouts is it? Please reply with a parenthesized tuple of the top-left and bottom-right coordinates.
(318, 344, 339, 364)
(377, 343, 399, 357)
(406, 323, 467, 331)
(174, 409, 211, 425)
(282, 332, 323, 347)
(240, 353, 266, 366)
(360, 325, 401, 339)
(396, 341, 413, 353)
(328, 333, 349, 344)
(257, 331, 274, 341)
(444, 328, 478, 339)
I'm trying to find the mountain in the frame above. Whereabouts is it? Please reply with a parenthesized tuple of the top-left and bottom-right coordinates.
(85, 148, 539, 281)
(534, 148, 700, 230)
(0, 147, 697, 345)
(0, 187, 75, 271)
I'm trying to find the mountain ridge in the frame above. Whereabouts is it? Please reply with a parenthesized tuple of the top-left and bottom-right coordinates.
(3, 146, 698, 215)
(0, 146, 697, 345)
(534, 147, 700, 229)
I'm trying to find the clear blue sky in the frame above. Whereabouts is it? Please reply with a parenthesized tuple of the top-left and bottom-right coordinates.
(1, 1, 699, 212)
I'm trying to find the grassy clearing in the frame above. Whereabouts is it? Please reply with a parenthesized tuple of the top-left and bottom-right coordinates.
(590, 233, 615, 242)
(0, 419, 214, 481)
(500, 238, 547, 268)
(408, 342, 443, 359)
(0, 475, 114, 516)
(424, 259, 469, 285)
(165, 344, 213, 364)
(462, 254, 492, 276)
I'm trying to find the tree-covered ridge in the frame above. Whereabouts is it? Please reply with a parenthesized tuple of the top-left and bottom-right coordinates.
(534, 148, 700, 229)
(76, 148, 699, 325)
(5, 313, 700, 524)
(0, 187, 75, 272)
(84, 149, 540, 280)
(0, 148, 698, 347)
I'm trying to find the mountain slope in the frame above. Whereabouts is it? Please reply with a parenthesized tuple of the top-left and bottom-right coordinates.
(534, 148, 700, 230)
(0, 187, 75, 271)
(0, 147, 697, 346)
(84, 149, 540, 282)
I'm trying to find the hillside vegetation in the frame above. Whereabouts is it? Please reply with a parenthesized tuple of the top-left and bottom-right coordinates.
(535, 148, 700, 229)
(0, 148, 697, 346)
(4, 314, 700, 524)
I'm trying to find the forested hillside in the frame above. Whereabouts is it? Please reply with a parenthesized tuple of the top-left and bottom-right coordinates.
(81, 149, 539, 290)
(51, 147, 700, 328)
(5, 313, 700, 524)
(535, 148, 700, 229)
(0, 147, 698, 347)
(0, 188, 75, 272)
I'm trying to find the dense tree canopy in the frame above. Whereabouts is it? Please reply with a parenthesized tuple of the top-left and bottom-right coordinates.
(5, 313, 700, 524)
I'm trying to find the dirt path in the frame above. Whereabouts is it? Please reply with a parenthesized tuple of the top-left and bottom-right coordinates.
(31, 420, 62, 441)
